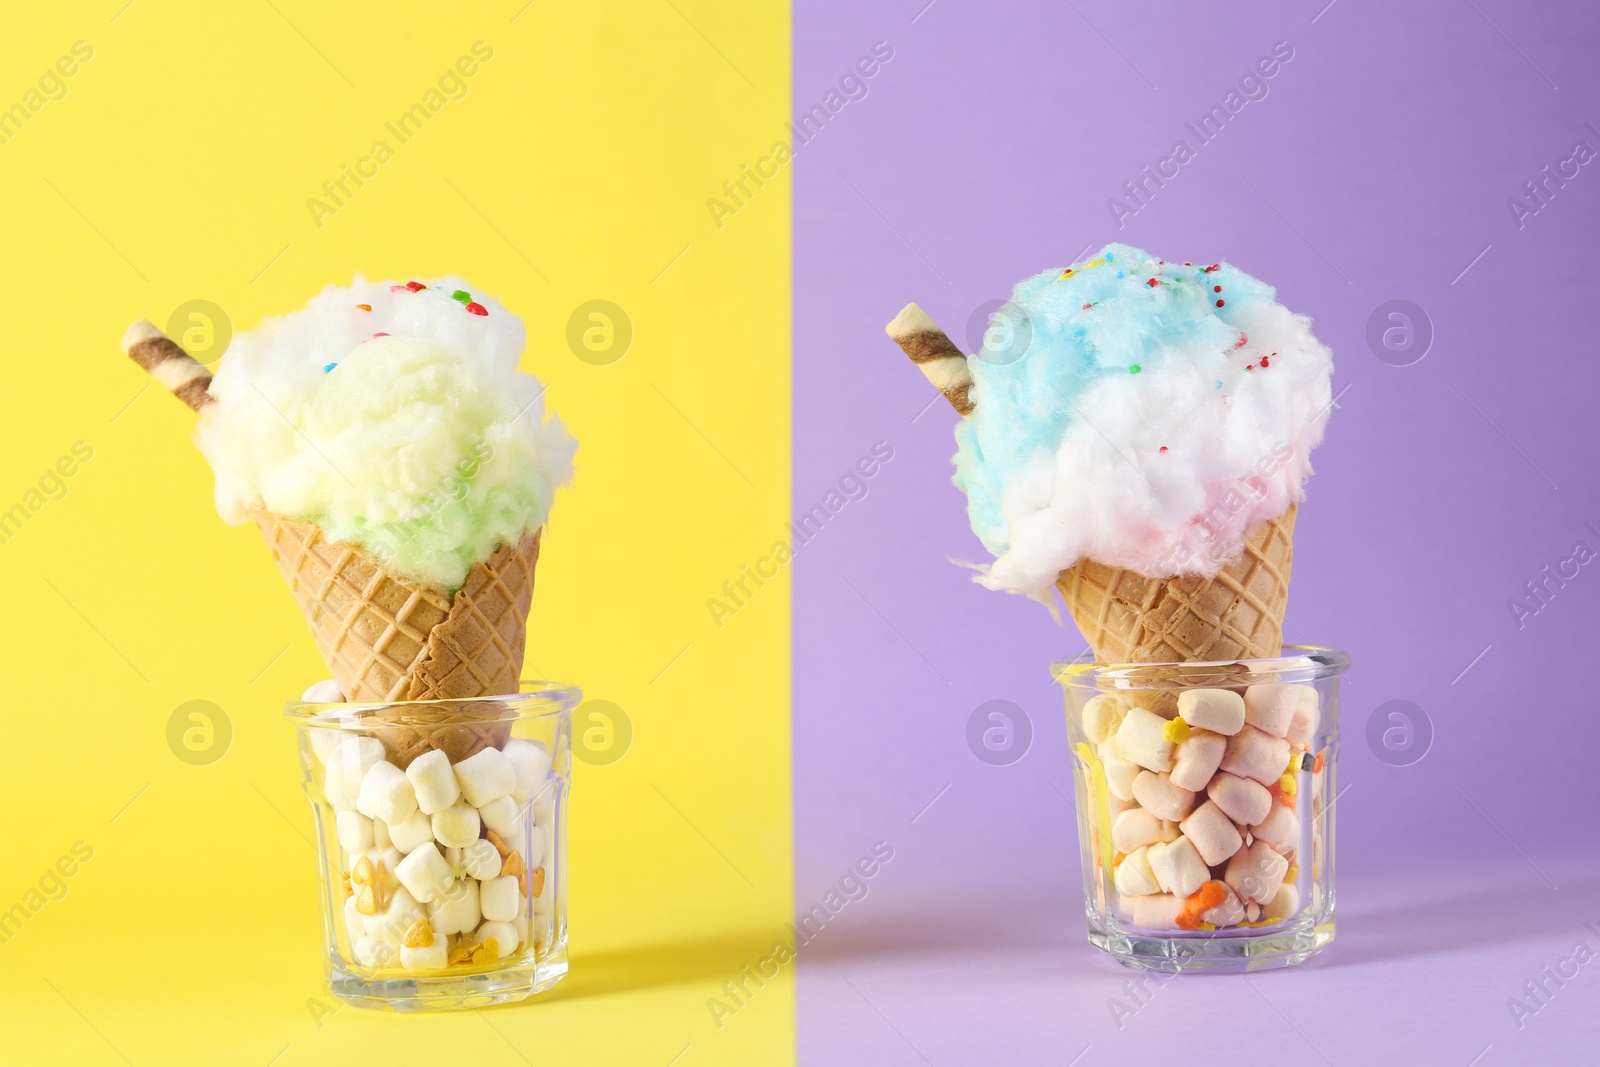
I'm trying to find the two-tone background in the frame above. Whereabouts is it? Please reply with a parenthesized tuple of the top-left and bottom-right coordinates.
(3, 1, 1598, 1063)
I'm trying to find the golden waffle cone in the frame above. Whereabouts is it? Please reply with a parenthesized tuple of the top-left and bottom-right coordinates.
(255, 513, 542, 765)
(1057, 504, 1297, 665)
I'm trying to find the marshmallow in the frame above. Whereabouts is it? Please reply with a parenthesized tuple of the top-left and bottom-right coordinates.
(371, 818, 392, 851)
(431, 801, 482, 849)
(1147, 837, 1208, 898)
(309, 728, 343, 765)
(1179, 800, 1244, 866)
(1286, 688, 1320, 745)
(353, 935, 397, 969)
(1103, 752, 1139, 801)
(401, 937, 448, 971)
(1177, 688, 1245, 736)
(479, 795, 525, 842)
(1243, 685, 1299, 738)
(1264, 881, 1300, 922)
(428, 878, 480, 935)
(1129, 893, 1185, 929)
(533, 788, 555, 831)
(1207, 772, 1272, 826)
(366, 886, 426, 947)
(1113, 707, 1175, 773)
(1225, 840, 1288, 904)
(405, 749, 461, 816)
(1252, 802, 1300, 854)
(525, 824, 548, 869)
(1169, 729, 1225, 792)
(354, 847, 403, 897)
(357, 761, 419, 825)
(504, 739, 553, 802)
(1245, 901, 1261, 922)
(324, 736, 386, 807)
(343, 895, 367, 940)
(301, 679, 345, 703)
(1221, 726, 1292, 786)
(337, 810, 374, 853)
(387, 811, 434, 855)
(480, 875, 521, 923)
(454, 747, 516, 808)
(395, 843, 455, 905)
(1112, 808, 1170, 853)
(1113, 846, 1161, 896)
(472, 920, 519, 958)
(1201, 882, 1246, 926)
(1081, 695, 1126, 745)
(1131, 771, 1196, 822)
(461, 839, 502, 880)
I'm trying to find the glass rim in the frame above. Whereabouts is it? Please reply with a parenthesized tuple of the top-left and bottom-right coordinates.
(283, 679, 581, 723)
(1051, 645, 1350, 690)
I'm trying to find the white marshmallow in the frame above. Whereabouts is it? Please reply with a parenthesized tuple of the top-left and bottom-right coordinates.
(472, 920, 519, 957)
(356, 761, 418, 825)
(1169, 729, 1225, 792)
(1113, 707, 1175, 773)
(427, 878, 480, 935)
(387, 811, 434, 855)
(1264, 881, 1300, 922)
(461, 839, 502, 880)
(1286, 688, 1320, 745)
(1244, 685, 1299, 738)
(533, 789, 555, 831)
(1252, 802, 1301, 853)
(1147, 837, 1208, 898)
(504, 739, 553, 801)
(1221, 726, 1292, 786)
(1129, 894, 1185, 929)
(480, 875, 521, 923)
(1113, 846, 1161, 896)
(366, 886, 426, 947)
(1246, 901, 1261, 922)
(1201, 883, 1246, 926)
(1177, 688, 1245, 736)
(1131, 771, 1196, 822)
(324, 736, 386, 808)
(525, 824, 548, 869)
(371, 818, 392, 851)
(454, 747, 516, 808)
(1081, 695, 1126, 745)
(431, 802, 482, 849)
(1179, 800, 1244, 866)
(343, 895, 367, 940)
(309, 729, 343, 765)
(1225, 840, 1288, 904)
(1112, 808, 1168, 853)
(401, 938, 448, 971)
(1207, 772, 1272, 826)
(301, 679, 345, 703)
(353, 935, 397, 968)
(337, 810, 374, 853)
(405, 749, 461, 815)
(1103, 752, 1139, 802)
(478, 795, 525, 842)
(395, 843, 455, 905)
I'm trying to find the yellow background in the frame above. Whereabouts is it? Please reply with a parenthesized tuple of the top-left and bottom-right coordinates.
(0, 2, 792, 1063)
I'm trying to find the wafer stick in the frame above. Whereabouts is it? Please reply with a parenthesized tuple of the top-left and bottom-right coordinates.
(122, 320, 213, 411)
(885, 303, 973, 417)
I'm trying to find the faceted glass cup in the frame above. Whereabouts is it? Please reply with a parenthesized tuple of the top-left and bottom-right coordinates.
(285, 683, 577, 1010)
(1053, 647, 1348, 973)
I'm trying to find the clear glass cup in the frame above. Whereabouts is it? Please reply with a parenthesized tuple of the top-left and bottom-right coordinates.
(285, 683, 578, 1010)
(1053, 647, 1348, 972)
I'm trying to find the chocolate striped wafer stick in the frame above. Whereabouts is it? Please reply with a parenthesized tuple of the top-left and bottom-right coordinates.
(122, 320, 213, 412)
(885, 303, 973, 416)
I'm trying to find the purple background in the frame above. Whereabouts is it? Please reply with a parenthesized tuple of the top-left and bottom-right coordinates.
(792, 0, 1600, 1062)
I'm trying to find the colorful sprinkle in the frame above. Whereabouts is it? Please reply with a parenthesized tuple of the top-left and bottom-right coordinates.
(405, 280, 426, 292)
(452, 290, 472, 304)
(1105, 253, 1114, 261)
(1206, 263, 1220, 272)
(1234, 333, 1248, 348)
(1129, 364, 1142, 374)
(322, 362, 337, 373)
(1116, 271, 1124, 279)
(371, 332, 389, 339)
(1159, 445, 1169, 453)
(1216, 379, 1224, 388)
(355, 303, 372, 312)
(1216, 299, 1225, 307)
(1213, 285, 1222, 293)
(1162, 717, 1190, 743)
(1260, 355, 1270, 368)
(1146, 278, 1160, 287)
(465, 302, 488, 316)
(389, 285, 406, 293)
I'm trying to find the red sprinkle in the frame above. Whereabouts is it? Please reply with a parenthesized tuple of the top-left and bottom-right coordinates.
(465, 302, 488, 316)
(1207, 263, 1220, 272)
(1213, 285, 1222, 293)
(356, 303, 372, 311)
(1146, 278, 1161, 287)
(1159, 446, 1169, 454)
(1216, 299, 1225, 307)
(371, 332, 389, 338)
(1260, 356, 1270, 367)
(405, 280, 426, 292)
(1234, 333, 1248, 348)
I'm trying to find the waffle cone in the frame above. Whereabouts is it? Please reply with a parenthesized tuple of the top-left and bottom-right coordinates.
(254, 512, 542, 704)
(1057, 504, 1297, 664)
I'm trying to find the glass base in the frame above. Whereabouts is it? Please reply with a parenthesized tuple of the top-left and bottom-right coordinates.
(329, 955, 569, 1011)
(1088, 917, 1334, 974)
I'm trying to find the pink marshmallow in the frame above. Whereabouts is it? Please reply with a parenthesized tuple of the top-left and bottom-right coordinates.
(1178, 800, 1244, 866)
(1169, 730, 1225, 792)
(1285, 687, 1320, 745)
(1147, 837, 1208, 898)
(1224, 840, 1289, 904)
(1252, 802, 1301, 853)
(1129, 893, 1185, 929)
(1207, 772, 1272, 825)
(1131, 771, 1197, 822)
(1221, 725, 1292, 786)
(1177, 688, 1245, 736)
(1243, 685, 1299, 738)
